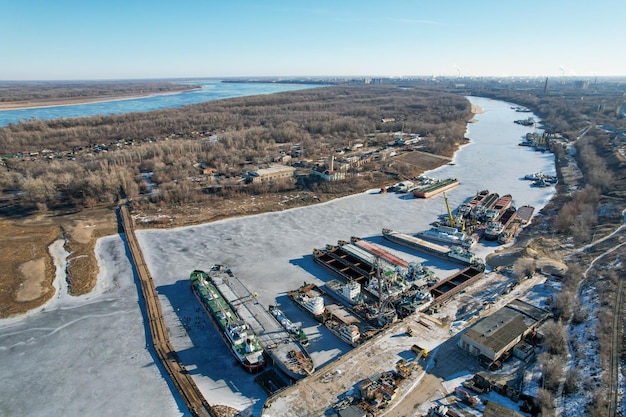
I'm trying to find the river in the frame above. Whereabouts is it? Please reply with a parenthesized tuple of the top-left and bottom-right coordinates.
(0, 97, 556, 417)
(0, 81, 318, 127)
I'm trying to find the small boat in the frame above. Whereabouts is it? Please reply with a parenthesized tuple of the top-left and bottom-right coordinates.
(269, 305, 309, 345)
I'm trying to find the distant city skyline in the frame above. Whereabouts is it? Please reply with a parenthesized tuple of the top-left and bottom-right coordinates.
(1, 0, 624, 80)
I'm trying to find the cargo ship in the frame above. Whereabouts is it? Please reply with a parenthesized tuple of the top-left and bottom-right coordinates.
(459, 190, 489, 217)
(483, 221, 504, 240)
(498, 220, 521, 244)
(207, 265, 315, 380)
(190, 270, 265, 373)
(325, 320, 361, 347)
(484, 206, 517, 240)
(382, 228, 484, 270)
(484, 194, 512, 221)
(288, 283, 328, 323)
(325, 279, 366, 306)
(416, 224, 477, 249)
(412, 178, 459, 198)
(345, 238, 435, 283)
(268, 305, 309, 346)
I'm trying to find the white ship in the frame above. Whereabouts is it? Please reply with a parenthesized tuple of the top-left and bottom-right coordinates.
(417, 224, 476, 249)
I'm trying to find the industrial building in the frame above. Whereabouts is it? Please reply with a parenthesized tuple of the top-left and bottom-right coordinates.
(458, 299, 550, 361)
(246, 164, 296, 183)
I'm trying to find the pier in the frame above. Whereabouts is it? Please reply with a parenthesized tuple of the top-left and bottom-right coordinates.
(209, 266, 314, 380)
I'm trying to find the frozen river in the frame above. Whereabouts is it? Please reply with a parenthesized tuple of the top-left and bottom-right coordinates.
(0, 97, 556, 417)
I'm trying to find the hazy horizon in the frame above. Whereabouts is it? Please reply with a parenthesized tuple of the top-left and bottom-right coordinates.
(2, 0, 624, 81)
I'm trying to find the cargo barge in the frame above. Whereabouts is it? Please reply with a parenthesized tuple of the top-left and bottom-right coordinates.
(516, 205, 535, 224)
(412, 178, 459, 198)
(313, 246, 372, 284)
(382, 228, 484, 270)
(429, 266, 484, 307)
(350, 236, 435, 284)
(208, 265, 314, 380)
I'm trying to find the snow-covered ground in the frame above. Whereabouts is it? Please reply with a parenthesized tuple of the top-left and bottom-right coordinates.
(0, 97, 558, 417)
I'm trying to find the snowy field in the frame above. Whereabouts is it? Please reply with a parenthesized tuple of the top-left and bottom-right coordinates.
(0, 97, 557, 417)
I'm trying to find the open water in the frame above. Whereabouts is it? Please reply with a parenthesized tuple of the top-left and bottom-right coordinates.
(0, 81, 318, 127)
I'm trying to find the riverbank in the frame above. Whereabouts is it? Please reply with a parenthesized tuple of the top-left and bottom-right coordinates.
(0, 89, 197, 111)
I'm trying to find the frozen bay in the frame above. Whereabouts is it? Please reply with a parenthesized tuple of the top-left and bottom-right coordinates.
(0, 97, 556, 416)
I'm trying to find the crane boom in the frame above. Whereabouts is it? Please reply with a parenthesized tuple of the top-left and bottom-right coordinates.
(443, 192, 455, 228)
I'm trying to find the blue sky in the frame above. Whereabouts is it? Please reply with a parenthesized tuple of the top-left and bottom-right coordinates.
(1, 0, 624, 80)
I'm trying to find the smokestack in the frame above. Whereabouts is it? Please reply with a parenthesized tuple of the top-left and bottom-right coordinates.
(544, 77, 549, 94)
(329, 154, 334, 172)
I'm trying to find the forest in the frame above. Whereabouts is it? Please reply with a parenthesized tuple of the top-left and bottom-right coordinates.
(0, 80, 196, 104)
(0, 84, 471, 213)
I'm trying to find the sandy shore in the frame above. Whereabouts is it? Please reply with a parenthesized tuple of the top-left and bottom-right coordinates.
(471, 103, 485, 114)
(0, 88, 199, 111)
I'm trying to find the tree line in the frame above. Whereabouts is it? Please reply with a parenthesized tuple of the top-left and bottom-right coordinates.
(0, 80, 195, 103)
(0, 84, 471, 212)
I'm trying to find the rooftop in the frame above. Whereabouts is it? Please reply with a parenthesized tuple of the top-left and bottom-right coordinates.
(463, 299, 550, 354)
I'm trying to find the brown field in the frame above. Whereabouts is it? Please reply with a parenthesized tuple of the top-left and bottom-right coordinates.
(393, 150, 453, 173)
(0, 207, 118, 318)
(0, 219, 59, 317)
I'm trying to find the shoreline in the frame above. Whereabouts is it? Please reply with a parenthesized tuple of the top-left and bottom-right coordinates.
(0, 88, 201, 111)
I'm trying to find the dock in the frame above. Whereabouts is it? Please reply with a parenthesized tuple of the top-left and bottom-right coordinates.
(209, 266, 314, 380)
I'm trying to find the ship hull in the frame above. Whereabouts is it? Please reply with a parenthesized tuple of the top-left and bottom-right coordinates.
(412, 178, 459, 198)
(288, 284, 327, 323)
(416, 229, 476, 249)
(191, 273, 265, 373)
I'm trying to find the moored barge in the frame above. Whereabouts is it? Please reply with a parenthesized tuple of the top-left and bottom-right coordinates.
(412, 178, 459, 198)
(208, 265, 315, 380)
(190, 270, 266, 373)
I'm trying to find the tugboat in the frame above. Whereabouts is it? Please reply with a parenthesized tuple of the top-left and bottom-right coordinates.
(268, 305, 309, 345)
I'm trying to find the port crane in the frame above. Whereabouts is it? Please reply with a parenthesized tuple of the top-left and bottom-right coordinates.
(443, 192, 464, 231)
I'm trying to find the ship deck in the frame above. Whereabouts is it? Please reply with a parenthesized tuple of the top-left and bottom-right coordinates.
(314, 247, 372, 283)
(210, 267, 312, 379)
(429, 266, 483, 307)
(351, 237, 409, 268)
(339, 241, 404, 274)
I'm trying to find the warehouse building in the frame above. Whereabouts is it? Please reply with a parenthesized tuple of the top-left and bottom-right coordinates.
(459, 299, 550, 362)
(246, 164, 296, 184)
